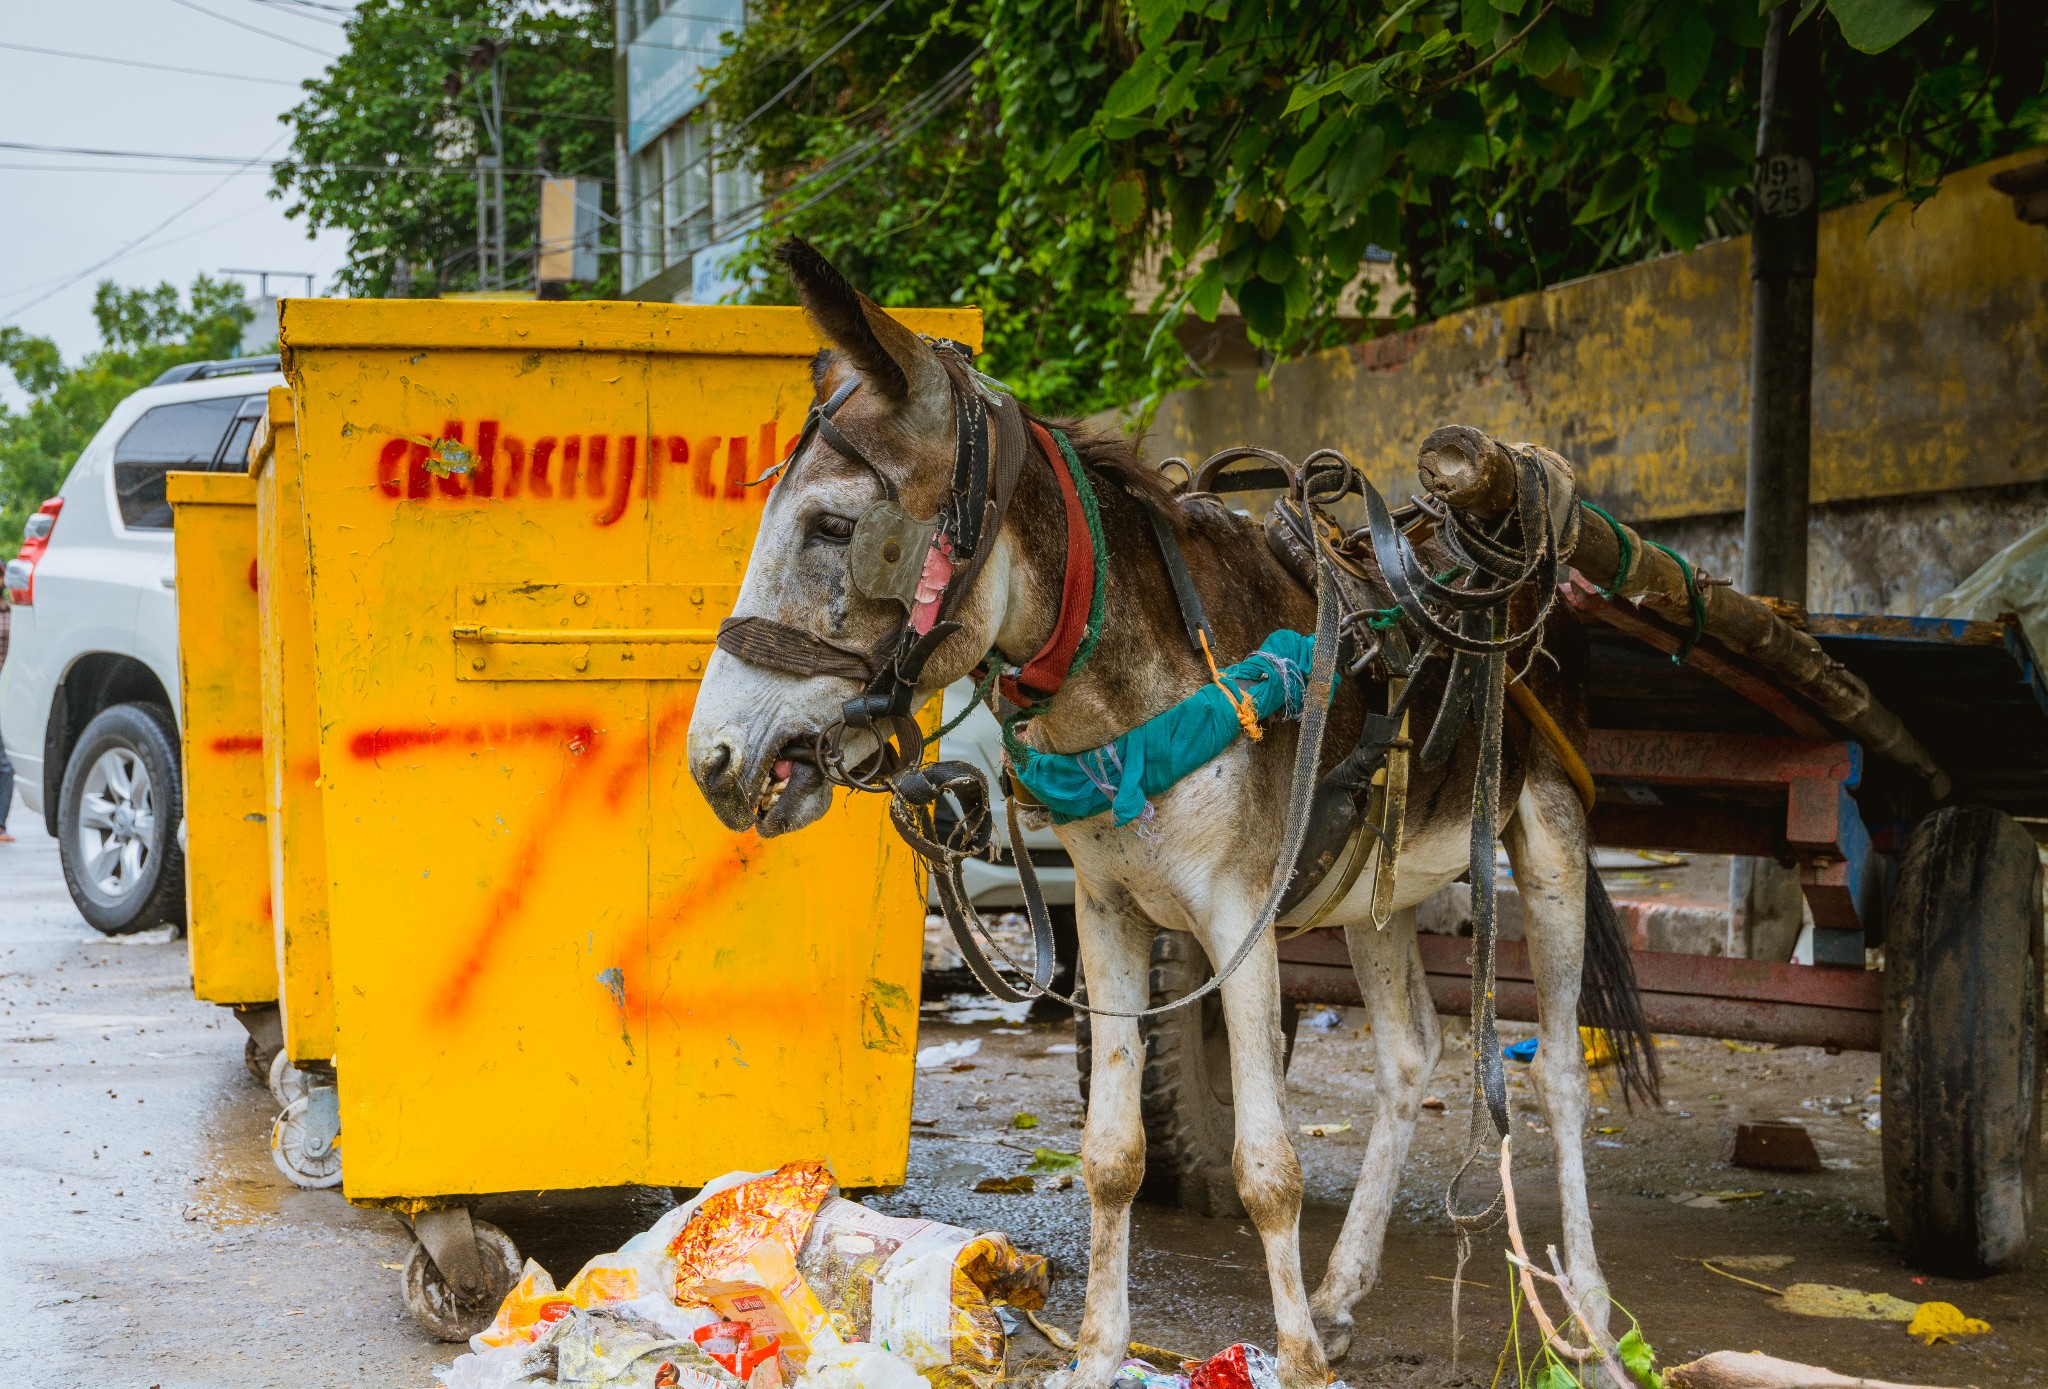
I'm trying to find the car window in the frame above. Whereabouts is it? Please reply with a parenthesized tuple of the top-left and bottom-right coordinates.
(214, 394, 268, 474)
(112, 396, 242, 529)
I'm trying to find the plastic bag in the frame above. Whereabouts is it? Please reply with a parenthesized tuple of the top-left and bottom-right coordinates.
(796, 1341, 928, 1389)
(796, 1197, 1049, 1389)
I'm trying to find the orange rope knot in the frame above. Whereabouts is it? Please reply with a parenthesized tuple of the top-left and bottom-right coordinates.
(1198, 630, 1264, 743)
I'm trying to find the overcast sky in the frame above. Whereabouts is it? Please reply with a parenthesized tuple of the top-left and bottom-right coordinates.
(0, 0, 360, 402)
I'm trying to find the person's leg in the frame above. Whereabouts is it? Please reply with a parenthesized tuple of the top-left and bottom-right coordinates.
(0, 736, 14, 839)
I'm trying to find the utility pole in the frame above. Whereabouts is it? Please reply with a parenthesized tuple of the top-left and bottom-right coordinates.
(1733, 5, 1824, 963)
(472, 39, 508, 291)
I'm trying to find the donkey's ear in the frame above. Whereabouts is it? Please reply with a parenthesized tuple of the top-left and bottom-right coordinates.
(778, 238, 947, 419)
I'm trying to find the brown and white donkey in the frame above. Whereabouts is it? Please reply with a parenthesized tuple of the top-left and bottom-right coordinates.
(689, 242, 1651, 1389)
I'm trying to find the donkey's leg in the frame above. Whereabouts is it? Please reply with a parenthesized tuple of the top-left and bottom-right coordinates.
(1307, 905, 1440, 1361)
(1195, 893, 1329, 1389)
(1064, 885, 1156, 1389)
(1501, 758, 1610, 1338)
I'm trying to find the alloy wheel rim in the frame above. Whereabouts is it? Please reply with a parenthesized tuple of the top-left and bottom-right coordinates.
(77, 747, 154, 899)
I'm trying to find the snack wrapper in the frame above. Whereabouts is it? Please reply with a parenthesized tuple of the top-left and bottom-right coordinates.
(673, 1160, 838, 1306)
(796, 1197, 1050, 1389)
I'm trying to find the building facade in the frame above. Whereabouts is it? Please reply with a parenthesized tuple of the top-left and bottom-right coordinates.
(615, 0, 757, 302)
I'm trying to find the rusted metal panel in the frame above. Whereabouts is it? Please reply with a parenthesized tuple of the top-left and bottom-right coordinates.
(1275, 930, 1881, 1050)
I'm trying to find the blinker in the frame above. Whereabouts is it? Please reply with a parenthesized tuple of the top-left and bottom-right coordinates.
(849, 500, 939, 609)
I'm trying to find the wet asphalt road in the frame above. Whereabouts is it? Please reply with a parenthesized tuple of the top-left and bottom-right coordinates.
(5, 791, 2046, 1388)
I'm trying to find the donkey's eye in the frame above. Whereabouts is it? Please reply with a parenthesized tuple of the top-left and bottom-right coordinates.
(813, 514, 856, 544)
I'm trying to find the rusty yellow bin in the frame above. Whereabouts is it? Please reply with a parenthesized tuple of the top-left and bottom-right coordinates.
(250, 389, 335, 1076)
(278, 299, 975, 1336)
(166, 469, 279, 1069)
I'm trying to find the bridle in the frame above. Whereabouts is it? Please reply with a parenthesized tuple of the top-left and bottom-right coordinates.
(714, 341, 1030, 794)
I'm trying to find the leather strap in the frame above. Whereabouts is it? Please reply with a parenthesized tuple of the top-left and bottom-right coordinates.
(1139, 496, 1215, 655)
(715, 615, 882, 683)
(1001, 422, 1098, 707)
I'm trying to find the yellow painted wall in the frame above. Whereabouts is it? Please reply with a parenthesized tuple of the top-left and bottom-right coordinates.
(1146, 149, 2048, 522)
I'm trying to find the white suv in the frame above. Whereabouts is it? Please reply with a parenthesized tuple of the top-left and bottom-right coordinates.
(1, 356, 282, 933)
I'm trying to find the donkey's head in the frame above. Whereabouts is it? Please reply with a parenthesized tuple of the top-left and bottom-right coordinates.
(689, 240, 1011, 835)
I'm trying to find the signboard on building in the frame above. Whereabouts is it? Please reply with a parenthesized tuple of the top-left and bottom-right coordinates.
(627, 0, 745, 155)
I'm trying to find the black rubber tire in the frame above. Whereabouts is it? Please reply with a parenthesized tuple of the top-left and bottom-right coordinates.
(403, 1218, 522, 1341)
(1883, 804, 2044, 1276)
(1076, 928, 1300, 1218)
(57, 703, 187, 935)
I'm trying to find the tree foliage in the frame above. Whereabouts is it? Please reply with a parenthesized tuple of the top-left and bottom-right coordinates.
(0, 278, 251, 541)
(274, 0, 614, 297)
(704, 0, 2046, 415)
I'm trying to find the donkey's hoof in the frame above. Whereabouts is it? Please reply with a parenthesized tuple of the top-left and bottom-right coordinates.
(1311, 1312, 1354, 1364)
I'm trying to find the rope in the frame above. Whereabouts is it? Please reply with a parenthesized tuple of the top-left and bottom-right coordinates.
(1197, 629, 1264, 742)
(1578, 500, 1635, 599)
(924, 662, 1000, 747)
(1645, 539, 1706, 663)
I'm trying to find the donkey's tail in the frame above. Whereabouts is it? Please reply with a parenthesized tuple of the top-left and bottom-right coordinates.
(1581, 854, 1662, 1108)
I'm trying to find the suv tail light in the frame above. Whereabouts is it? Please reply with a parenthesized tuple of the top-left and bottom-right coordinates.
(5, 498, 62, 605)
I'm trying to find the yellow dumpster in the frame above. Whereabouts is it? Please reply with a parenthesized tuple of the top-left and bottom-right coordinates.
(249, 388, 342, 1187)
(166, 469, 279, 1074)
(278, 299, 977, 1337)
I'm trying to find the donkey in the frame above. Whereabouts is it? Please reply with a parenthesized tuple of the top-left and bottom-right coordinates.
(689, 242, 1651, 1388)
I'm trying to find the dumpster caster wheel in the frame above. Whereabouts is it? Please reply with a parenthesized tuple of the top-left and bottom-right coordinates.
(271, 1095, 343, 1189)
(404, 1214, 521, 1341)
(268, 1049, 308, 1108)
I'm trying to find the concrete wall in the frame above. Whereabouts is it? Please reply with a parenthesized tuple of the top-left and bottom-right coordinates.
(1143, 149, 2048, 609)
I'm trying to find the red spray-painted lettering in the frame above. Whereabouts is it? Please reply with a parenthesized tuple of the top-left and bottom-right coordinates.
(373, 420, 787, 526)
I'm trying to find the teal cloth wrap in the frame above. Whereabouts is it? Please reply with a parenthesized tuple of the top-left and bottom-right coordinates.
(1010, 630, 1316, 826)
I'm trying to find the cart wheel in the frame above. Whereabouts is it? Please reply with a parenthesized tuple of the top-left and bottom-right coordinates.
(243, 1033, 275, 1084)
(1883, 804, 2044, 1276)
(403, 1219, 521, 1342)
(1076, 929, 1299, 1218)
(270, 1096, 343, 1189)
(268, 1049, 309, 1108)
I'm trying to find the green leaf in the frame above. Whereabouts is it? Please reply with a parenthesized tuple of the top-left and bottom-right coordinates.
(1364, 188, 1402, 250)
(1826, 0, 1937, 52)
(1461, 0, 1501, 46)
(1656, 4, 1715, 103)
(1516, 13, 1573, 76)
(1573, 153, 1642, 223)
(1406, 120, 1469, 176)
(1026, 1147, 1081, 1172)
(1532, 1362, 1582, 1389)
(1280, 263, 1312, 326)
(1649, 155, 1705, 249)
(1256, 239, 1296, 282)
(1102, 57, 1167, 119)
(1106, 170, 1149, 232)
(1237, 278, 1288, 338)
(1169, 177, 1214, 257)
(1047, 128, 1098, 181)
(1187, 261, 1226, 321)
(1617, 1326, 1664, 1389)
(1157, 50, 1204, 118)
(1285, 117, 1349, 193)
(1325, 123, 1388, 208)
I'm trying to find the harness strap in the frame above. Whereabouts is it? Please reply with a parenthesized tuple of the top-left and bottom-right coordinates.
(1002, 421, 1100, 707)
(715, 615, 884, 683)
(1139, 497, 1216, 655)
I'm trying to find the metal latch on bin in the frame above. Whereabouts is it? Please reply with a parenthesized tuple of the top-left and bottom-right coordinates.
(453, 583, 738, 681)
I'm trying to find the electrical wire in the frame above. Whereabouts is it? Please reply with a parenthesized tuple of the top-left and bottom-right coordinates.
(0, 39, 304, 85)
(611, 0, 900, 233)
(164, 0, 339, 57)
(0, 134, 287, 322)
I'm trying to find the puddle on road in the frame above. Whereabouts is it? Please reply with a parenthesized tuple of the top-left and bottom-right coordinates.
(181, 1074, 294, 1229)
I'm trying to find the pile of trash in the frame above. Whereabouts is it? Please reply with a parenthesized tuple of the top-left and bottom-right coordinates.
(438, 1161, 1051, 1389)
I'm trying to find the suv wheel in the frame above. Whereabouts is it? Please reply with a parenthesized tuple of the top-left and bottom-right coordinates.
(58, 703, 186, 935)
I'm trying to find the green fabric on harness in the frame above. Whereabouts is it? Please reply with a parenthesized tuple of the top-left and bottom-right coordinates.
(1010, 630, 1317, 827)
